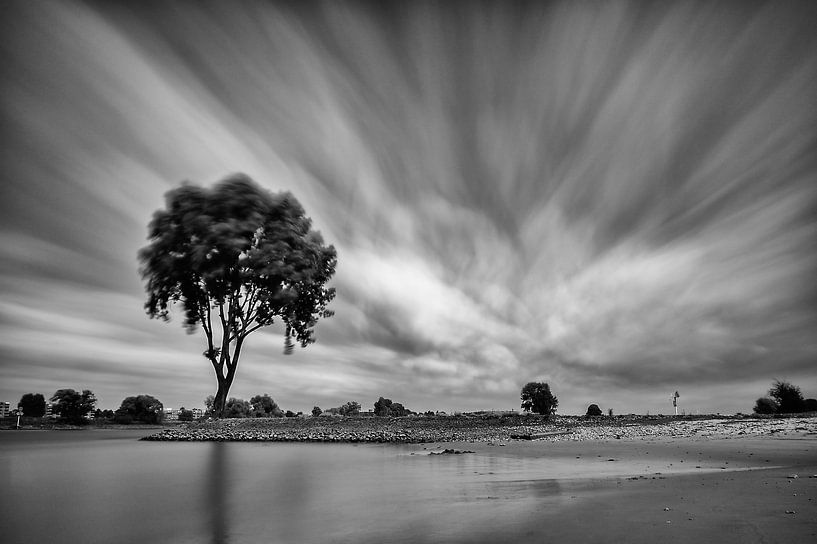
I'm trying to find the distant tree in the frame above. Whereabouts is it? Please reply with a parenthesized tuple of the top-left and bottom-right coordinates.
(520, 382, 558, 416)
(325, 407, 340, 415)
(608, 408, 614, 417)
(338, 401, 360, 416)
(374, 397, 411, 417)
(139, 175, 337, 417)
(50, 389, 96, 424)
(804, 399, 817, 412)
(753, 397, 778, 415)
(178, 407, 194, 422)
(250, 394, 283, 417)
(586, 404, 602, 417)
(224, 397, 252, 418)
(204, 395, 215, 417)
(312, 406, 322, 417)
(285, 410, 297, 418)
(19, 393, 46, 417)
(116, 395, 165, 424)
(374, 397, 393, 417)
(769, 380, 805, 413)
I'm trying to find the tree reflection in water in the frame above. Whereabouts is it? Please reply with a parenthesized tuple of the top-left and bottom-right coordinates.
(207, 442, 229, 544)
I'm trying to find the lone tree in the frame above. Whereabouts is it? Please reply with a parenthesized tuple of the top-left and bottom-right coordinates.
(19, 393, 46, 417)
(520, 382, 558, 416)
(139, 175, 337, 418)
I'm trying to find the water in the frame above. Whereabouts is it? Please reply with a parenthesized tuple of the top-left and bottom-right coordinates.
(1, 430, 572, 544)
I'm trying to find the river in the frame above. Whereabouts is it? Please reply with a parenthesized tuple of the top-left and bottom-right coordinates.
(1, 429, 572, 544)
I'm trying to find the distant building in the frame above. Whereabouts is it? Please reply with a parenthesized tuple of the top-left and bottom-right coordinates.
(191, 408, 204, 419)
(164, 408, 178, 421)
(0, 401, 10, 417)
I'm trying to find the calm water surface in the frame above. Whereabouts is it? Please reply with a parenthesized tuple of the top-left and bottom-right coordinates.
(1, 430, 573, 543)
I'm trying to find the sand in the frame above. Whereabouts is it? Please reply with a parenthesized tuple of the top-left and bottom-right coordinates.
(421, 433, 817, 543)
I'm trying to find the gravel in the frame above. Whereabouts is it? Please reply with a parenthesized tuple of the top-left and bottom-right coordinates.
(141, 414, 817, 443)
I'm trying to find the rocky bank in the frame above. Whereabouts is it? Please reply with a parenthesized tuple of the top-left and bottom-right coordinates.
(141, 414, 817, 443)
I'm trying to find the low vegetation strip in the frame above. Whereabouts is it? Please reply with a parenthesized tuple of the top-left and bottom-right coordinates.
(141, 414, 817, 443)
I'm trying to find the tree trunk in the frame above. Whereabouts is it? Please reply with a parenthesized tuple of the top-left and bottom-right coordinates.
(213, 380, 229, 418)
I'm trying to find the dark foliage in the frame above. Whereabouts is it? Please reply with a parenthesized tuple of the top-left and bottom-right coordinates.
(768, 380, 805, 413)
(520, 382, 558, 415)
(139, 174, 337, 417)
(374, 397, 413, 417)
(94, 409, 114, 420)
(338, 401, 361, 416)
(224, 398, 252, 418)
(116, 395, 165, 424)
(19, 393, 46, 417)
(250, 394, 283, 417)
(50, 389, 96, 424)
(586, 404, 602, 417)
(753, 396, 778, 414)
(178, 407, 194, 422)
(312, 406, 322, 417)
(804, 398, 817, 412)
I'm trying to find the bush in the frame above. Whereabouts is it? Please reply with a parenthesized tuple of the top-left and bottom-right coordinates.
(374, 397, 413, 417)
(224, 398, 252, 418)
(586, 404, 602, 417)
(804, 398, 817, 412)
(338, 401, 361, 416)
(250, 394, 283, 417)
(753, 397, 778, 415)
(312, 406, 322, 417)
(769, 380, 805, 413)
(178, 408, 194, 422)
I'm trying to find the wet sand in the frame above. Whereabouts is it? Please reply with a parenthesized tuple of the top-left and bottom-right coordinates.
(421, 433, 817, 543)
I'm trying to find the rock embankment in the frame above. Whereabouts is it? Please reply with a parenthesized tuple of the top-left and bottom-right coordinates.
(141, 414, 817, 443)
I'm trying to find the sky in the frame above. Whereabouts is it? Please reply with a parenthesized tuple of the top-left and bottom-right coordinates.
(1, 1, 816, 415)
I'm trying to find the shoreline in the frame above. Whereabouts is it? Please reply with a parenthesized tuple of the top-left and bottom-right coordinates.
(140, 413, 817, 443)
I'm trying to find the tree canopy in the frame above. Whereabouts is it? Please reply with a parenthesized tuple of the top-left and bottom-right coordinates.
(50, 389, 96, 424)
(19, 393, 46, 417)
(115, 394, 165, 424)
(520, 382, 558, 416)
(139, 174, 337, 417)
(250, 394, 283, 417)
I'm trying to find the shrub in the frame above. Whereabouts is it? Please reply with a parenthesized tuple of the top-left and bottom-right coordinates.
(178, 408, 194, 422)
(250, 394, 283, 417)
(338, 401, 361, 416)
(769, 380, 805, 413)
(804, 398, 817, 412)
(586, 404, 602, 417)
(224, 398, 252, 418)
(312, 406, 322, 417)
(753, 397, 778, 415)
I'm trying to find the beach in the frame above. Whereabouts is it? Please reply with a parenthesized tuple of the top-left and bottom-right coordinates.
(139, 415, 817, 542)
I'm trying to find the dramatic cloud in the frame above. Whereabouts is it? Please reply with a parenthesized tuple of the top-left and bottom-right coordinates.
(1, 1, 815, 414)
